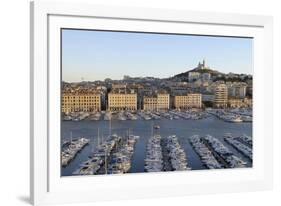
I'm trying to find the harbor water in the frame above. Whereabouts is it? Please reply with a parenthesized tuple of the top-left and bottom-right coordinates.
(61, 116, 252, 176)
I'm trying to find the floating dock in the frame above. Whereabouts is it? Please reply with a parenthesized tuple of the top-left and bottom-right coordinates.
(61, 137, 90, 167)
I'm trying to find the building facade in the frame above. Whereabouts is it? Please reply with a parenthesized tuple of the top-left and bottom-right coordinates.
(228, 98, 244, 108)
(143, 94, 170, 111)
(62, 92, 101, 113)
(108, 93, 137, 111)
(243, 98, 253, 108)
(214, 84, 228, 108)
(157, 94, 170, 111)
(228, 98, 253, 108)
(143, 96, 158, 111)
(188, 72, 200, 82)
(228, 84, 247, 98)
(174, 93, 202, 109)
(202, 94, 215, 102)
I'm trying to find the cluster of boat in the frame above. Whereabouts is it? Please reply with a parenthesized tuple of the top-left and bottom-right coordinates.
(107, 135, 139, 174)
(89, 112, 101, 121)
(73, 134, 139, 175)
(163, 135, 189, 171)
(169, 110, 208, 120)
(145, 134, 190, 172)
(229, 109, 252, 122)
(61, 137, 90, 167)
(145, 135, 163, 172)
(189, 135, 222, 169)
(73, 135, 121, 175)
(237, 134, 252, 146)
(63, 108, 252, 124)
(136, 110, 208, 121)
(208, 109, 253, 123)
(63, 112, 90, 121)
(117, 111, 127, 121)
(224, 134, 252, 160)
(114, 111, 139, 121)
(229, 108, 252, 117)
(124, 111, 138, 120)
(104, 111, 112, 120)
(137, 111, 153, 120)
(208, 110, 243, 123)
(64, 132, 252, 174)
(203, 135, 247, 168)
(240, 115, 252, 122)
(63, 109, 211, 122)
(161, 112, 179, 120)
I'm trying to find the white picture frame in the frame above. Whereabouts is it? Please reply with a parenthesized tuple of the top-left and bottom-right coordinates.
(30, 1, 273, 205)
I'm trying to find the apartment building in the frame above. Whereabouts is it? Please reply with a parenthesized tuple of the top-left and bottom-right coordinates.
(214, 83, 228, 108)
(174, 93, 202, 109)
(108, 92, 137, 111)
(62, 92, 101, 113)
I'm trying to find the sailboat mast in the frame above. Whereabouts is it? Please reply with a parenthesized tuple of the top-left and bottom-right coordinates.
(109, 119, 112, 136)
(91, 137, 94, 153)
(97, 127, 100, 147)
(105, 149, 108, 174)
(151, 123, 153, 137)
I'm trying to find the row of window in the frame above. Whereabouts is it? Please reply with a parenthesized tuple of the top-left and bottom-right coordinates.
(63, 104, 100, 106)
(175, 100, 201, 103)
(63, 100, 100, 103)
(63, 101, 100, 102)
(62, 105, 100, 108)
(63, 96, 100, 99)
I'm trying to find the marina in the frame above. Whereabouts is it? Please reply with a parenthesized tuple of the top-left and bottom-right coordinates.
(61, 115, 252, 176)
(62, 108, 253, 123)
(63, 109, 212, 122)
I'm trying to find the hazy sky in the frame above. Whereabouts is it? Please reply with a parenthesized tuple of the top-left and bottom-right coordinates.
(62, 29, 253, 82)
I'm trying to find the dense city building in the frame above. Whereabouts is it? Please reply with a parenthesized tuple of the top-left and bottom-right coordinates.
(62, 92, 101, 113)
(61, 60, 253, 111)
(174, 93, 202, 109)
(214, 84, 228, 108)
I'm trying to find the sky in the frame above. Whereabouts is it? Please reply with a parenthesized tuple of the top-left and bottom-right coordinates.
(62, 29, 253, 82)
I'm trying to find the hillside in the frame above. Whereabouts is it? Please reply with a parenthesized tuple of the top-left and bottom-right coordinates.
(174, 68, 221, 79)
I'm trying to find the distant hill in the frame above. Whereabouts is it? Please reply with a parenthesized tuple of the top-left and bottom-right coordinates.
(173, 60, 224, 79)
(171, 60, 252, 82)
(174, 67, 221, 79)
